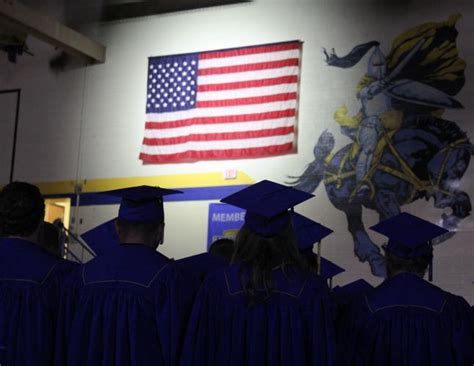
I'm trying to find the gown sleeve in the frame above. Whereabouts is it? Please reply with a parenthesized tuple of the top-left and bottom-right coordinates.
(155, 264, 200, 366)
(442, 295, 474, 365)
(179, 278, 218, 366)
(54, 266, 82, 366)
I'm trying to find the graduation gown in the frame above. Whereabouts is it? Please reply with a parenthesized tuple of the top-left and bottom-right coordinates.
(0, 237, 77, 366)
(176, 252, 228, 283)
(57, 244, 193, 366)
(338, 273, 474, 366)
(180, 263, 337, 366)
(332, 279, 374, 329)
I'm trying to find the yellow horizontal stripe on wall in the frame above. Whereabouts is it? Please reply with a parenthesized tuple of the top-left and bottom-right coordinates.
(34, 171, 255, 196)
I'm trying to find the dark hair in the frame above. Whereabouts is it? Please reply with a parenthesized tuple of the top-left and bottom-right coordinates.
(385, 248, 433, 278)
(299, 248, 319, 273)
(40, 221, 62, 257)
(232, 223, 307, 304)
(115, 217, 162, 238)
(0, 182, 45, 237)
(209, 238, 234, 260)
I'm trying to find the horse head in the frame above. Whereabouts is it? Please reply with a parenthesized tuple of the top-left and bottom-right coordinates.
(427, 140, 472, 231)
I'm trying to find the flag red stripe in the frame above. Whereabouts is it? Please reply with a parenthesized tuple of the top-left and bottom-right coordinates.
(196, 93, 297, 108)
(197, 75, 298, 92)
(199, 42, 300, 60)
(143, 127, 295, 146)
(198, 59, 299, 76)
(145, 109, 296, 129)
(140, 143, 295, 163)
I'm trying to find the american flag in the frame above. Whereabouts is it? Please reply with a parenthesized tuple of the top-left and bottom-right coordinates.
(140, 41, 301, 163)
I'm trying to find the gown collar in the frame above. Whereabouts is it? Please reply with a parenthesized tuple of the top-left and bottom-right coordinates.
(366, 272, 447, 313)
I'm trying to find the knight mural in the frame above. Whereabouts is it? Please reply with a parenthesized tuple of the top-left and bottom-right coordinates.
(291, 15, 473, 276)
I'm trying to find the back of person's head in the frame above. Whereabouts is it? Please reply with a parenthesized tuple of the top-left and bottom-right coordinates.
(233, 223, 306, 303)
(385, 245, 433, 278)
(115, 217, 164, 249)
(0, 182, 45, 238)
(40, 221, 62, 257)
(209, 238, 234, 260)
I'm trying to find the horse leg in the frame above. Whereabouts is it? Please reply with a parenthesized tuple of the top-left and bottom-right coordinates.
(374, 190, 401, 221)
(344, 204, 386, 277)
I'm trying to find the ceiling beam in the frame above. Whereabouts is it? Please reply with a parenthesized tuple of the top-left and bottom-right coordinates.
(0, 0, 106, 63)
(64, 0, 251, 24)
(101, 0, 250, 22)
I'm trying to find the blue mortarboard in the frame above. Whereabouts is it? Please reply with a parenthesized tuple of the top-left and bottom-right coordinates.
(220, 180, 314, 237)
(320, 256, 345, 281)
(291, 212, 335, 276)
(81, 218, 120, 255)
(101, 185, 182, 223)
(370, 212, 448, 259)
(291, 212, 333, 251)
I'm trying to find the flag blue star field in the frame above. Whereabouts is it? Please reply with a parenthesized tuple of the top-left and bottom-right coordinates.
(140, 41, 301, 163)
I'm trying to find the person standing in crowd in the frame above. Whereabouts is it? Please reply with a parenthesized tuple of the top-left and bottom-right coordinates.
(56, 185, 194, 366)
(180, 180, 337, 366)
(176, 237, 234, 283)
(338, 212, 474, 365)
(39, 221, 62, 257)
(0, 182, 78, 366)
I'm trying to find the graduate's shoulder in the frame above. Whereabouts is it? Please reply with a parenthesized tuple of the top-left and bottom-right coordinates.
(0, 237, 78, 285)
(364, 273, 452, 313)
(199, 264, 330, 300)
(78, 246, 177, 288)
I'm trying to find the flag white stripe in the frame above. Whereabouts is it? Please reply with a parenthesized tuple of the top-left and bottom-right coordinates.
(141, 133, 295, 154)
(197, 66, 299, 85)
(144, 117, 295, 138)
(198, 49, 300, 69)
(196, 83, 298, 101)
(146, 100, 297, 122)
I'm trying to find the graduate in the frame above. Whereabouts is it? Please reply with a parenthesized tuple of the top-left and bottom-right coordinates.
(176, 238, 233, 283)
(56, 185, 193, 366)
(338, 212, 474, 366)
(0, 182, 77, 366)
(180, 180, 337, 366)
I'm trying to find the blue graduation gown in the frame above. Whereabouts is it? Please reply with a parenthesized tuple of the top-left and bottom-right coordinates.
(57, 244, 193, 366)
(176, 252, 228, 283)
(0, 237, 77, 366)
(180, 264, 337, 366)
(338, 273, 474, 366)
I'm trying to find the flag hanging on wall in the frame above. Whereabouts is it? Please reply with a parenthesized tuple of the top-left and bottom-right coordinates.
(139, 40, 301, 164)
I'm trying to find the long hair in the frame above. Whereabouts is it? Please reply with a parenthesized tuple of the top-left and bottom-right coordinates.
(232, 223, 307, 304)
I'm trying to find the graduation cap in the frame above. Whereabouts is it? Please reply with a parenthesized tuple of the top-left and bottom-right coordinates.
(320, 257, 345, 288)
(101, 185, 182, 223)
(220, 180, 313, 237)
(81, 218, 120, 255)
(370, 212, 449, 281)
(291, 212, 335, 276)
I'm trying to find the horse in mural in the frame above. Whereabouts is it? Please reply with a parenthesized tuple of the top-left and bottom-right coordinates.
(290, 116, 473, 276)
(290, 14, 473, 276)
